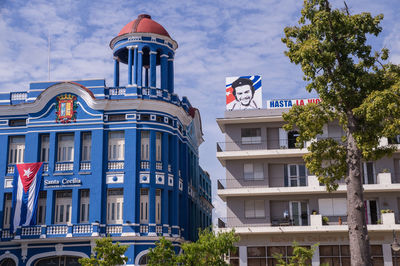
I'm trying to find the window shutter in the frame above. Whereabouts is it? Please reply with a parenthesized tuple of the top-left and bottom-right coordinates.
(279, 128, 288, 148)
(284, 164, 288, 187)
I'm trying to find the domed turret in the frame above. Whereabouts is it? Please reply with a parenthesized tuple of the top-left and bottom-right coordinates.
(110, 15, 177, 92)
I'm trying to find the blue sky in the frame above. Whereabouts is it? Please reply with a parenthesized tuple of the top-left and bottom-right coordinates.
(1, 0, 399, 221)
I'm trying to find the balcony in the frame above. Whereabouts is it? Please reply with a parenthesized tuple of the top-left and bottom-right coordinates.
(216, 139, 308, 165)
(108, 160, 124, 170)
(217, 213, 400, 235)
(140, 160, 150, 170)
(80, 161, 91, 171)
(0, 222, 178, 241)
(217, 173, 400, 200)
(6, 164, 14, 175)
(55, 162, 73, 172)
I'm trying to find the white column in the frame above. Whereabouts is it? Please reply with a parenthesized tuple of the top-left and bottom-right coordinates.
(383, 244, 393, 266)
(312, 245, 320, 266)
(239, 246, 247, 266)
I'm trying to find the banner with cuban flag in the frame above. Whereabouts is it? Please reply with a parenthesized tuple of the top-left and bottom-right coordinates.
(11, 162, 43, 233)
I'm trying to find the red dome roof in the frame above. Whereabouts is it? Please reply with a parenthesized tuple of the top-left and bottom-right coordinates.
(118, 14, 170, 38)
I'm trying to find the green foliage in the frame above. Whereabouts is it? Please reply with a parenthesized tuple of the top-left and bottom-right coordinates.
(281, 0, 400, 189)
(178, 228, 239, 266)
(273, 242, 317, 266)
(78, 236, 128, 266)
(148, 237, 177, 266)
(380, 209, 394, 214)
(322, 216, 329, 225)
(147, 228, 239, 266)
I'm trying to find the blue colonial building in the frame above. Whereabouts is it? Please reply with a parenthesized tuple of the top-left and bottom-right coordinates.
(0, 14, 212, 266)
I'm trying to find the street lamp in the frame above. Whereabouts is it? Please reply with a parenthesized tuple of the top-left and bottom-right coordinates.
(391, 230, 400, 266)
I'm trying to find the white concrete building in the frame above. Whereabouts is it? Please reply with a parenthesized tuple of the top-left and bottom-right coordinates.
(217, 108, 400, 266)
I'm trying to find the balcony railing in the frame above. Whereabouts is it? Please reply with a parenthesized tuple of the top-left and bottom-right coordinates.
(47, 225, 68, 235)
(6, 164, 15, 175)
(140, 160, 150, 169)
(55, 162, 73, 172)
(1, 222, 181, 241)
(217, 217, 306, 228)
(21, 226, 41, 236)
(218, 177, 307, 189)
(156, 162, 162, 170)
(80, 161, 91, 171)
(106, 225, 122, 234)
(217, 138, 305, 152)
(108, 160, 124, 170)
(73, 224, 93, 234)
(43, 163, 49, 172)
(109, 87, 126, 96)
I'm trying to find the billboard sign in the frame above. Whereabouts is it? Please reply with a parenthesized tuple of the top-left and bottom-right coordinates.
(226, 75, 262, 111)
(267, 98, 321, 109)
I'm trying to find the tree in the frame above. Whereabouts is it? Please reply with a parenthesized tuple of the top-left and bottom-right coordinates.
(273, 242, 317, 266)
(281, 0, 400, 265)
(147, 228, 239, 266)
(148, 237, 177, 266)
(78, 236, 128, 266)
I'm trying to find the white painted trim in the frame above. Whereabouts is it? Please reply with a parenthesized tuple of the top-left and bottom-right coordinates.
(134, 249, 150, 266)
(28, 103, 55, 120)
(26, 250, 89, 266)
(0, 82, 192, 126)
(0, 252, 19, 266)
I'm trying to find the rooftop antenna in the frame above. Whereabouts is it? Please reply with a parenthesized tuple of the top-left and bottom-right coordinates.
(47, 31, 51, 80)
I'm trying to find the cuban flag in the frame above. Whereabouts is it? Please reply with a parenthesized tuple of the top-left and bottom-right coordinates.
(11, 162, 44, 233)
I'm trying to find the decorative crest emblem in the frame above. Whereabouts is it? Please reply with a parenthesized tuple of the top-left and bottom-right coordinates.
(55, 94, 77, 123)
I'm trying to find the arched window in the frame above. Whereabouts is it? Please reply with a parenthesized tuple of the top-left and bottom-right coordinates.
(138, 254, 149, 265)
(35, 256, 80, 266)
(0, 258, 16, 266)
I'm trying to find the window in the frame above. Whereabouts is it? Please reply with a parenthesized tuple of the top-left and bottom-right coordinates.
(108, 131, 125, 161)
(371, 245, 383, 265)
(156, 115, 164, 123)
(318, 198, 347, 218)
(156, 132, 162, 161)
(287, 164, 306, 186)
(241, 128, 261, 144)
(37, 191, 47, 225)
(245, 200, 265, 218)
(81, 132, 91, 161)
(9, 119, 26, 127)
(229, 248, 239, 266)
(108, 114, 126, 121)
(140, 189, 149, 223)
(363, 162, 376, 184)
(40, 135, 50, 162)
(54, 191, 72, 224)
(141, 131, 150, 160)
(365, 199, 378, 224)
(244, 163, 264, 180)
(57, 134, 74, 162)
(279, 128, 288, 148)
(3, 193, 12, 229)
(155, 189, 161, 224)
(288, 130, 299, 148)
(320, 245, 350, 265)
(8, 136, 25, 164)
(267, 246, 310, 265)
(141, 114, 150, 121)
(80, 190, 90, 223)
(247, 246, 266, 266)
(290, 201, 308, 225)
(107, 188, 123, 224)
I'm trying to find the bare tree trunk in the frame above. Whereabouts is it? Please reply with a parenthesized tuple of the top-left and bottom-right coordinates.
(346, 114, 372, 265)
